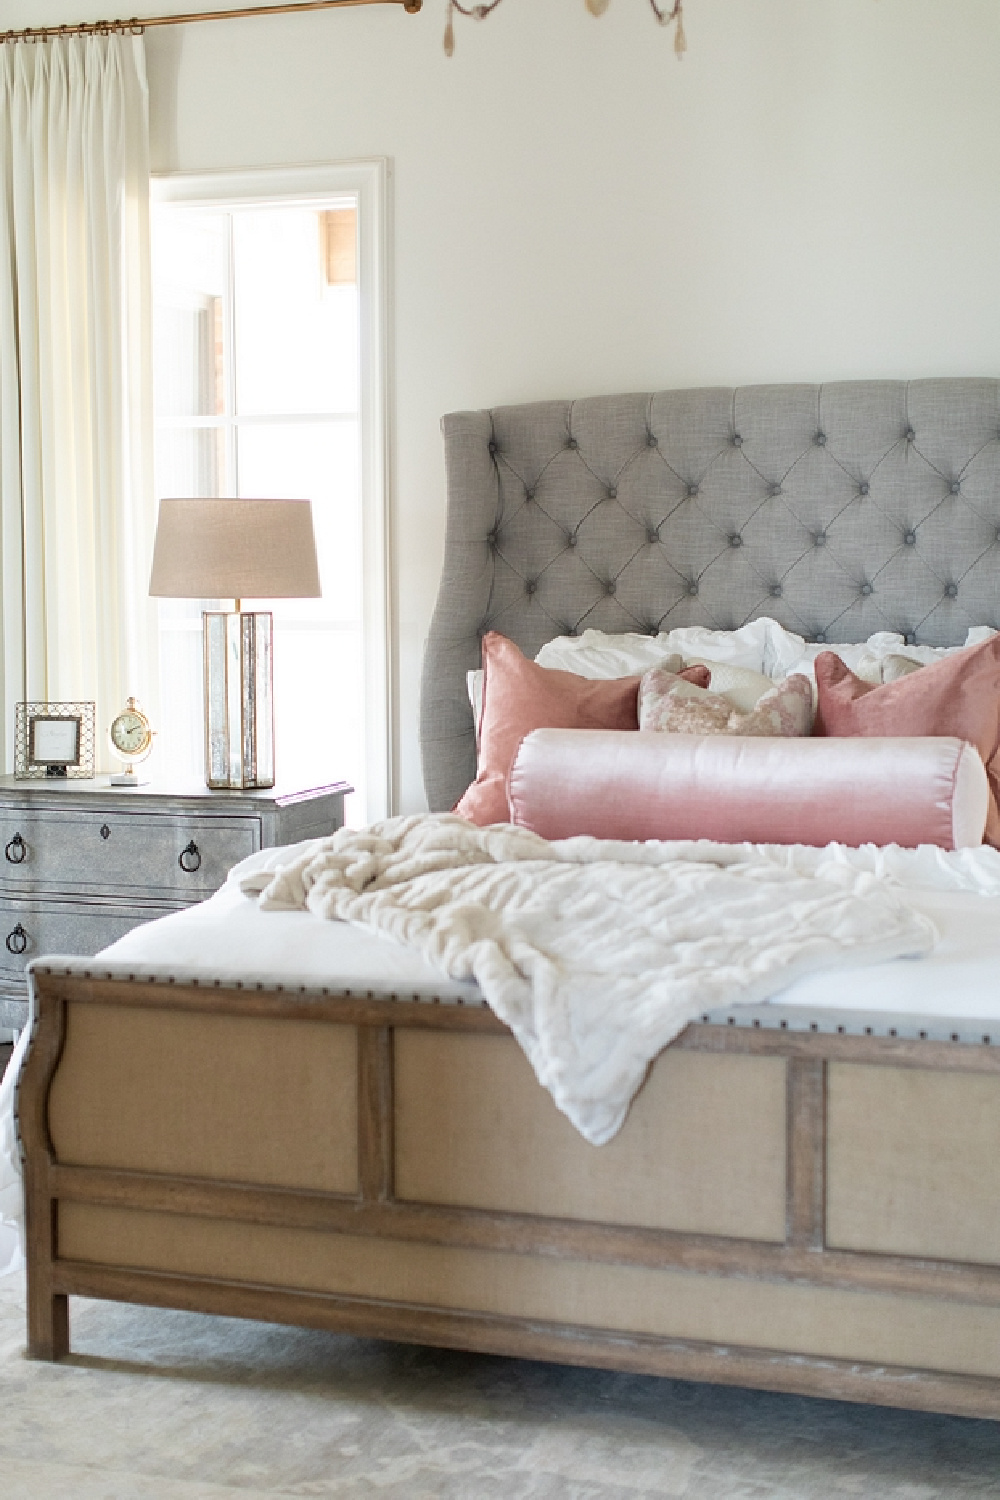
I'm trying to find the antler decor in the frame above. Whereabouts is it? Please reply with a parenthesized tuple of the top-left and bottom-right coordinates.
(443, 0, 686, 58)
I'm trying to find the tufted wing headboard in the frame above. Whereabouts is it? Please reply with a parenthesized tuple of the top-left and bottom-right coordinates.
(420, 380, 1000, 811)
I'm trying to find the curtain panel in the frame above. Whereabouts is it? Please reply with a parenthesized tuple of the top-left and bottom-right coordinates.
(0, 33, 156, 772)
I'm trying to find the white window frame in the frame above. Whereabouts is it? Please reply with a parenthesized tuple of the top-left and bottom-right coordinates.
(151, 161, 394, 820)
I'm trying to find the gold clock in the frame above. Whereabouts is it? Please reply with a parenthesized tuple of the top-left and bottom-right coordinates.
(109, 696, 154, 786)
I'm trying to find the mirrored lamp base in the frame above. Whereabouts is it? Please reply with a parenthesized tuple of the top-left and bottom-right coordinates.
(203, 610, 275, 790)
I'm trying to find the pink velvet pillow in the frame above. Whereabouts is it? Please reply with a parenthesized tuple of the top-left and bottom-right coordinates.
(814, 636, 1000, 846)
(454, 632, 709, 825)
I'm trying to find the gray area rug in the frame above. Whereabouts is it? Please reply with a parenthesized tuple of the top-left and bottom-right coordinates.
(2, 1271, 1000, 1498)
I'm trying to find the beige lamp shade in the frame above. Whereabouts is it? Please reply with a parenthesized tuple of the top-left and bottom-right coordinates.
(149, 498, 322, 600)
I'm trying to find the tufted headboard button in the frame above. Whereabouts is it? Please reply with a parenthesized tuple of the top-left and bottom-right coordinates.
(814, 531, 827, 547)
(687, 581, 699, 597)
(950, 482, 961, 495)
(769, 584, 783, 599)
(945, 583, 959, 599)
(687, 484, 699, 498)
(606, 486, 617, 500)
(769, 483, 782, 498)
(732, 434, 743, 447)
(814, 432, 826, 447)
(566, 437, 578, 450)
(814, 632, 827, 645)
(729, 533, 743, 549)
(647, 433, 658, 448)
(525, 578, 537, 596)
(860, 582, 873, 597)
(905, 428, 916, 442)
(488, 440, 497, 455)
(904, 531, 917, 546)
(859, 482, 870, 496)
(525, 487, 535, 501)
(604, 579, 617, 596)
(646, 527, 659, 545)
(566, 531, 578, 548)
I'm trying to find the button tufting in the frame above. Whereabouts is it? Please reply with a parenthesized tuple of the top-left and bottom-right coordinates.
(732, 434, 743, 448)
(996, 528, 1000, 543)
(814, 633, 827, 645)
(687, 484, 699, 498)
(770, 584, 783, 599)
(647, 433, 658, 448)
(566, 531, 578, 548)
(486, 530, 498, 547)
(860, 582, 873, 597)
(815, 433, 826, 447)
(566, 437, 578, 450)
(525, 488, 535, 501)
(950, 482, 961, 495)
(945, 583, 959, 598)
(647, 528, 659, 544)
(729, 533, 743, 548)
(904, 531, 917, 546)
(488, 441, 497, 455)
(814, 531, 827, 547)
(769, 483, 782, 498)
(859, 481, 870, 496)
(688, 581, 699, 596)
(905, 428, 915, 442)
(905, 633, 917, 646)
(525, 579, 537, 596)
(605, 579, 616, 596)
(607, 487, 617, 500)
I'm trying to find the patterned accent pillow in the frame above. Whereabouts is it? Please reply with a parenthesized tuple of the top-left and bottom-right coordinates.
(638, 668, 813, 737)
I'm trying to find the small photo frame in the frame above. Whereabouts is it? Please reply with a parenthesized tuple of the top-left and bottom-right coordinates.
(15, 702, 96, 780)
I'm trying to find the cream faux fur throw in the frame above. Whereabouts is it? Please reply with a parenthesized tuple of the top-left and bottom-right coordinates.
(240, 815, 935, 1144)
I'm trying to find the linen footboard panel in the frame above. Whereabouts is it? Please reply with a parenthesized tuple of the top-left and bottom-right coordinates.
(18, 964, 1000, 1420)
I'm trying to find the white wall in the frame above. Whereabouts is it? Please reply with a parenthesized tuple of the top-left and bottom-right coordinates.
(11, 0, 1000, 809)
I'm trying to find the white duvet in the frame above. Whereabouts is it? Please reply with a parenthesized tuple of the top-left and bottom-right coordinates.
(240, 815, 936, 1145)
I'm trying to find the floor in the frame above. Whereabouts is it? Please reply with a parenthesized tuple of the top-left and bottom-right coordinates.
(1, 1273, 999, 1498)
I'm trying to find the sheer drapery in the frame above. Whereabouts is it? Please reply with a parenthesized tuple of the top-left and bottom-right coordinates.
(0, 33, 156, 770)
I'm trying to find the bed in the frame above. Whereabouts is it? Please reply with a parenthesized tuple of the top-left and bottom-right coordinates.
(16, 378, 1000, 1420)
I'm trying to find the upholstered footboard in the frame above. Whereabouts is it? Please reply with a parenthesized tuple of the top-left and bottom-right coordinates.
(17, 960, 1000, 1420)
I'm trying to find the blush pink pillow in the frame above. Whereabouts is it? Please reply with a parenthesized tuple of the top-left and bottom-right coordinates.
(814, 636, 1000, 846)
(454, 632, 709, 826)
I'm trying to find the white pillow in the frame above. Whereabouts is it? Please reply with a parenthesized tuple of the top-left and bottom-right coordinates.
(681, 659, 775, 712)
(535, 619, 786, 677)
(779, 626, 998, 687)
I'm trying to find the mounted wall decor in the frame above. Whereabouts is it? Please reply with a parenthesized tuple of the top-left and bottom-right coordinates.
(443, 0, 685, 57)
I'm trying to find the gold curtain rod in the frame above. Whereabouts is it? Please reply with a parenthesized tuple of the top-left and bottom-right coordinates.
(0, 0, 420, 43)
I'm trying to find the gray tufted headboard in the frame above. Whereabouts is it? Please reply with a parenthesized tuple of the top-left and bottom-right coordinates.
(420, 380, 1000, 811)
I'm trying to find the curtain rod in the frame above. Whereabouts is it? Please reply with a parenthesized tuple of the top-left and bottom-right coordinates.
(0, 0, 420, 43)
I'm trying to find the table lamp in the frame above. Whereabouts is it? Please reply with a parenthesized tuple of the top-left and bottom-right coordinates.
(149, 498, 321, 790)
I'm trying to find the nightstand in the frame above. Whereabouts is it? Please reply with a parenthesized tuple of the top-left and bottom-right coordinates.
(0, 777, 351, 1032)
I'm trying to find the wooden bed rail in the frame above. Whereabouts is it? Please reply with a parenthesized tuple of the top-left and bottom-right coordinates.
(17, 967, 1000, 1420)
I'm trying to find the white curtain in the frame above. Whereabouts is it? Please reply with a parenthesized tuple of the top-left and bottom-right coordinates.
(0, 32, 156, 771)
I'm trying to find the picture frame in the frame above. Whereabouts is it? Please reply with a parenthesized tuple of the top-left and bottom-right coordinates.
(15, 702, 96, 780)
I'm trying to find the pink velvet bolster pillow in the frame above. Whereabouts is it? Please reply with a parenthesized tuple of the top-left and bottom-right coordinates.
(454, 632, 709, 826)
(507, 730, 989, 849)
(814, 635, 1000, 847)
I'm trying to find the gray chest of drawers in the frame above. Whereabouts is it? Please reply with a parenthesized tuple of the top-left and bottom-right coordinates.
(0, 776, 350, 1031)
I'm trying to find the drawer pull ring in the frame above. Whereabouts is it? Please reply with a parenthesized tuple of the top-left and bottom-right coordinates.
(179, 840, 202, 873)
(4, 833, 26, 864)
(100, 824, 111, 841)
(6, 924, 27, 955)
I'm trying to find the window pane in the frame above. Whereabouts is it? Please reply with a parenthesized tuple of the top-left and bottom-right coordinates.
(236, 420, 362, 622)
(272, 624, 364, 816)
(152, 210, 228, 423)
(232, 210, 359, 417)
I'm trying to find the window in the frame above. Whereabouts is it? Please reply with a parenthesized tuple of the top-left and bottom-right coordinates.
(151, 165, 391, 823)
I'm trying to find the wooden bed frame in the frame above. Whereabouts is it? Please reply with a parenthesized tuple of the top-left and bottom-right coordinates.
(18, 380, 1000, 1417)
(18, 959, 1000, 1420)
